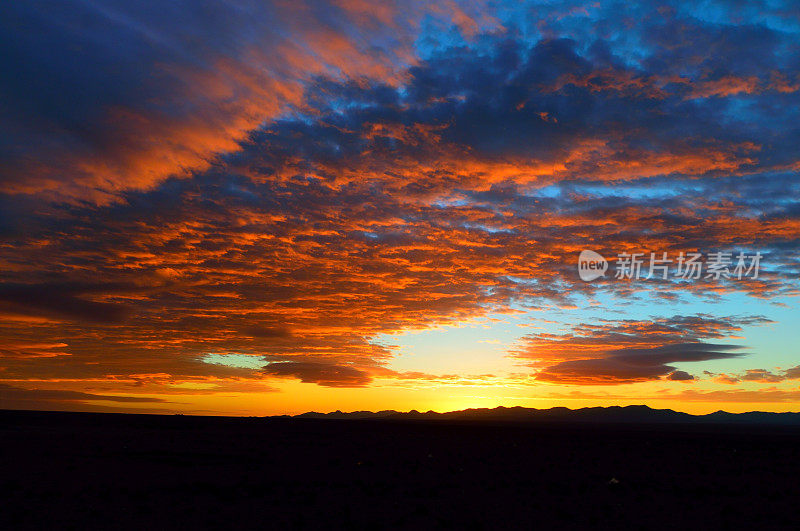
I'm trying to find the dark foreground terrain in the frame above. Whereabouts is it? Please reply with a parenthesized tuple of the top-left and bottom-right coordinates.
(1, 409, 799, 530)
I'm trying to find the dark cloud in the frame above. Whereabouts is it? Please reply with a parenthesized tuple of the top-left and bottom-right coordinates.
(0, 383, 165, 410)
(516, 315, 770, 385)
(612, 343, 745, 366)
(0, 282, 133, 324)
(740, 369, 786, 383)
(785, 366, 800, 379)
(667, 370, 694, 381)
(711, 366, 800, 384)
(0, 384, 163, 403)
(262, 362, 372, 387)
(536, 343, 742, 385)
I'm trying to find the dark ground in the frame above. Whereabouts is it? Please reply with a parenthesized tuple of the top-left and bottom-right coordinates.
(1, 410, 799, 530)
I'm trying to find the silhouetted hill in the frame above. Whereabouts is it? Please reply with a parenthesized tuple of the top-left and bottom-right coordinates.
(285, 405, 800, 424)
(3, 408, 800, 529)
(295, 409, 398, 419)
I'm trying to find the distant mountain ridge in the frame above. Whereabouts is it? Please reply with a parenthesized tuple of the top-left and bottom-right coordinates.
(287, 405, 800, 425)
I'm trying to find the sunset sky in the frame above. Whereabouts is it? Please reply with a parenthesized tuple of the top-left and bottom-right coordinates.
(1, 0, 799, 415)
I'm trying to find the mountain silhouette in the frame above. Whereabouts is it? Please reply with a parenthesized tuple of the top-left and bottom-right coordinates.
(3, 406, 800, 529)
(290, 405, 800, 424)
